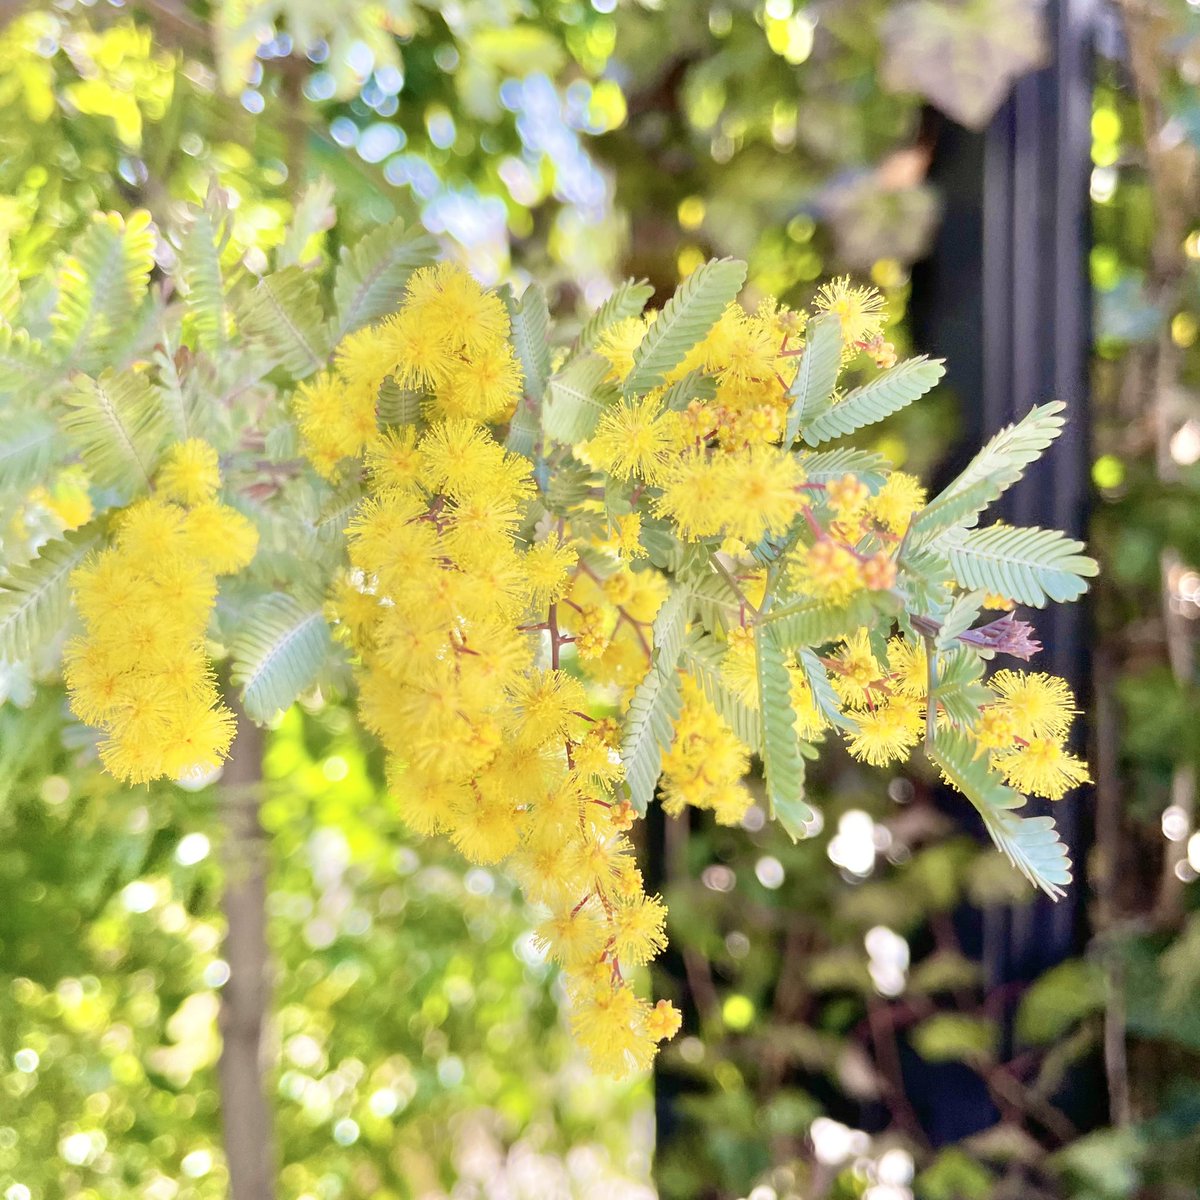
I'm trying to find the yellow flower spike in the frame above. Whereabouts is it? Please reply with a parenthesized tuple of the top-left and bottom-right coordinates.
(66, 445, 251, 785)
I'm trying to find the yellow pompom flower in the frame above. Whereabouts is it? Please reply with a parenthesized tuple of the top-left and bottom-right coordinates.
(988, 670, 1077, 741)
(587, 396, 681, 485)
(612, 893, 669, 965)
(595, 315, 648, 381)
(523, 538, 578, 608)
(718, 447, 804, 544)
(846, 698, 923, 767)
(870, 472, 927, 535)
(830, 630, 883, 708)
(995, 737, 1091, 800)
(437, 342, 523, 422)
(364, 426, 422, 495)
(815, 276, 887, 348)
(157, 439, 221, 505)
(571, 982, 657, 1078)
(181, 502, 259, 575)
(656, 451, 728, 540)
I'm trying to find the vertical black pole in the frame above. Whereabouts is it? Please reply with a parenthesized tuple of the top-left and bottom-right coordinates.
(908, 0, 1098, 1140)
(979, 0, 1095, 986)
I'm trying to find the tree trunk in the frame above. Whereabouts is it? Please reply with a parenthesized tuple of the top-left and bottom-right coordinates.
(217, 701, 276, 1200)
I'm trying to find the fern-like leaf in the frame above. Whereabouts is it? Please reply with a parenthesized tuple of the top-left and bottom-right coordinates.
(571, 279, 654, 359)
(621, 665, 683, 815)
(50, 210, 156, 370)
(764, 590, 892, 650)
(795, 447, 891, 490)
(679, 630, 763, 749)
(652, 586, 690, 675)
(0, 324, 53, 394)
(151, 337, 210, 442)
(910, 402, 1067, 541)
(0, 524, 101, 661)
(784, 314, 842, 444)
(0, 411, 61, 492)
(940, 524, 1099, 608)
(797, 648, 858, 732)
(660, 370, 716, 411)
(620, 587, 689, 813)
(176, 195, 228, 353)
(277, 179, 336, 268)
(231, 593, 334, 723)
(930, 729, 1071, 898)
(931, 648, 992, 727)
(237, 267, 329, 380)
(801, 356, 945, 446)
(507, 284, 552, 400)
(542, 355, 613, 443)
(623, 258, 746, 395)
(332, 217, 436, 338)
(59, 368, 166, 495)
(505, 285, 552, 457)
(756, 625, 811, 838)
(376, 380, 424, 425)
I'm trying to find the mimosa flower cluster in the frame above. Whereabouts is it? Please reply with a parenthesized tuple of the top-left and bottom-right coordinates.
(65, 440, 258, 784)
(320, 266, 682, 1076)
(289, 260, 1092, 1071)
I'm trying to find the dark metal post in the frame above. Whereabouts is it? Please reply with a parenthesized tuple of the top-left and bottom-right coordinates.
(909, 0, 1100, 1141)
(978, 0, 1096, 985)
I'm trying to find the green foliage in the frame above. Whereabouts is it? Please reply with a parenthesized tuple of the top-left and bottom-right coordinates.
(622, 258, 747, 394)
(236, 267, 329, 380)
(930, 729, 1072, 899)
(230, 593, 335, 723)
(331, 216, 436, 338)
(58, 367, 166, 496)
(910, 401, 1067, 541)
(799, 355, 945, 446)
(175, 192, 229, 354)
(764, 590, 891, 650)
(49, 210, 156, 372)
(931, 647, 992, 727)
(910, 1012, 997, 1063)
(542, 354, 613, 443)
(571, 279, 654, 360)
(0, 411, 61, 493)
(939, 522, 1099, 608)
(795, 446, 892, 489)
(678, 630, 762, 749)
(755, 624, 810, 839)
(505, 283, 552, 457)
(783, 313, 842, 444)
(798, 648, 858, 732)
(621, 587, 688, 814)
(1016, 959, 1105, 1045)
(506, 284, 552, 401)
(0, 525, 101, 662)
